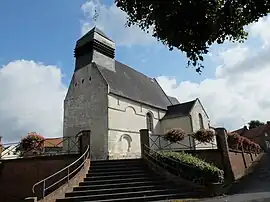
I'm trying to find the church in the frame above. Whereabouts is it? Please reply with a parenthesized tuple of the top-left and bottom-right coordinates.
(63, 27, 214, 160)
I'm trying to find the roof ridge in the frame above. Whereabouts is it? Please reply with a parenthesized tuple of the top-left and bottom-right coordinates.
(168, 99, 196, 107)
(153, 78, 173, 105)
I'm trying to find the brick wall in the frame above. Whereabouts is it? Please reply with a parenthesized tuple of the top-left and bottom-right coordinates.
(229, 149, 258, 180)
(0, 154, 79, 202)
(140, 128, 262, 184)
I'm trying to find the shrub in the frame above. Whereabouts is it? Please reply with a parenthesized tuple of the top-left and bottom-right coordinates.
(19, 132, 44, 152)
(159, 151, 224, 184)
(193, 129, 215, 143)
(164, 128, 186, 143)
(227, 132, 261, 153)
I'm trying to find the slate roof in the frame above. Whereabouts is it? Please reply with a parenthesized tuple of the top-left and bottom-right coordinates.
(96, 61, 173, 109)
(76, 27, 112, 48)
(241, 124, 270, 140)
(168, 96, 180, 105)
(162, 99, 197, 120)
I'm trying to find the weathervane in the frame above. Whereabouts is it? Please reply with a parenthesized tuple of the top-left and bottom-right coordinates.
(92, 0, 101, 23)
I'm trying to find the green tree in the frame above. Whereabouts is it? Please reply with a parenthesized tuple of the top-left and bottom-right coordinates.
(114, 0, 270, 73)
(248, 120, 265, 129)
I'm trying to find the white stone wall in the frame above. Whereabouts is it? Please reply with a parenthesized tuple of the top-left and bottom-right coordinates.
(107, 94, 166, 159)
(190, 99, 217, 149)
(158, 116, 194, 151)
(63, 63, 109, 160)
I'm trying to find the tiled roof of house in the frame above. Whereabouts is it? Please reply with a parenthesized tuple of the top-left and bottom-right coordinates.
(232, 126, 248, 135)
(96, 61, 174, 110)
(242, 124, 270, 140)
(162, 99, 197, 120)
(232, 123, 270, 141)
(44, 138, 63, 148)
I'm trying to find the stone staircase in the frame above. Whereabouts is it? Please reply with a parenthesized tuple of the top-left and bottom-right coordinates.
(56, 158, 199, 202)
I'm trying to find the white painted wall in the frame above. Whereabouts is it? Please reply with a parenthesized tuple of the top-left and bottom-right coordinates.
(190, 99, 217, 149)
(157, 116, 194, 151)
(107, 94, 166, 159)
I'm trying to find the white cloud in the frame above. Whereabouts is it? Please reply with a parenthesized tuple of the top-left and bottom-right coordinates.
(249, 15, 270, 47)
(81, 0, 155, 46)
(0, 60, 67, 142)
(157, 15, 270, 131)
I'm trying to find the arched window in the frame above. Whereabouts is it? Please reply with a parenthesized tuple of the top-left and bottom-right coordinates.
(198, 113, 204, 129)
(120, 134, 132, 152)
(146, 112, 154, 132)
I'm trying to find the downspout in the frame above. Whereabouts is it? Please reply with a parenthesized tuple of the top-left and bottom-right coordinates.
(189, 114, 196, 150)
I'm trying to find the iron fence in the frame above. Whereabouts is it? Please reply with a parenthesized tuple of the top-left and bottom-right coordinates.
(0, 136, 80, 160)
(149, 133, 218, 152)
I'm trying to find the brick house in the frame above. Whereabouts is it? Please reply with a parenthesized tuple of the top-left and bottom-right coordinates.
(43, 137, 63, 154)
(232, 122, 270, 151)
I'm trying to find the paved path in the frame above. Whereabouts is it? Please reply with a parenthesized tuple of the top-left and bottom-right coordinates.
(198, 153, 270, 202)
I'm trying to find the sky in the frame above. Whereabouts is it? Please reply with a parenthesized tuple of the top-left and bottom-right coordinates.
(0, 0, 270, 142)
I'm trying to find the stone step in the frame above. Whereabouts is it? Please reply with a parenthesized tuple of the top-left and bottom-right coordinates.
(81, 176, 163, 185)
(88, 165, 145, 173)
(67, 185, 178, 197)
(57, 189, 186, 201)
(84, 173, 150, 181)
(90, 159, 143, 166)
(90, 161, 143, 168)
(86, 169, 147, 177)
(76, 180, 170, 191)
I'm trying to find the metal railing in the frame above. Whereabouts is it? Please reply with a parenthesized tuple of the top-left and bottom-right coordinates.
(32, 145, 90, 198)
(149, 133, 218, 152)
(0, 136, 80, 159)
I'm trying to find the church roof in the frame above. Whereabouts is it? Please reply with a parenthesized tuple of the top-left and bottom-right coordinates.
(95, 61, 174, 110)
(162, 99, 197, 119)
(74, 26, 177, 110)
(168, 96, 180, 105)
(76, 27, 112, 48)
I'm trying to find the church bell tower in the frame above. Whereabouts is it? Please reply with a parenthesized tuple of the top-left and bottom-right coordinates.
(74, 27, 116, 72)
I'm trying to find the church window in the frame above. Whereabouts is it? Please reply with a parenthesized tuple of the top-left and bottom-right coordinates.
(146, 112, 154, 132)
(89, 77, 92, 81)
(117, 98, 120, 105)
(198, 113, 204, 129)
(82, 79, 84, 83)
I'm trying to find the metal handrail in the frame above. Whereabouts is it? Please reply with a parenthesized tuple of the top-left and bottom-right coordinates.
(32, 145, 90, 198)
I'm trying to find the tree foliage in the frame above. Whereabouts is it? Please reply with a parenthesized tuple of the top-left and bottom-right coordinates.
(248, 120, 265, 129)
(115, 0, 270, 73)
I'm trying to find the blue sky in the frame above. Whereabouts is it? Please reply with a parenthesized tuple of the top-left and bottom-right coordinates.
(1, 0, 270, 141)
(0, 0, 216, 86)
